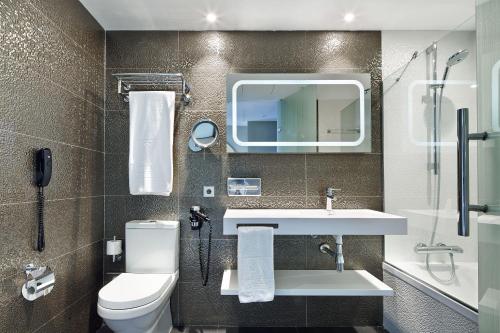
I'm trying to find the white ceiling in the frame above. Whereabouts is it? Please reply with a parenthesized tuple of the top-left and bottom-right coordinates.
(79, 0, 475, 31)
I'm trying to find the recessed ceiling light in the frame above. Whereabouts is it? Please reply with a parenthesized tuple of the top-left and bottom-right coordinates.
(344, 13, 355, 23)
(206, 13, 217, 23)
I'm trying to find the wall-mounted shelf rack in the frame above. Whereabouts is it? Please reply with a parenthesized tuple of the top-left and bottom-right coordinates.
(113, 73, 191, 105)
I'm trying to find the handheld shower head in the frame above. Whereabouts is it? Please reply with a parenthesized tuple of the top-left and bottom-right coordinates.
(447, 49, 469, 67)
(441, 49, 469, 83)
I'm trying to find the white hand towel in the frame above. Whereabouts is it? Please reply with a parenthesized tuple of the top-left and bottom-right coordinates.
(129, 91, 176, 196)
(237, 226, 275, 303)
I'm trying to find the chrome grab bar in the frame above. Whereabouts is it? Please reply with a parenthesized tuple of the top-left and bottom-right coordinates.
(415, 243, 463, 254)
(457, 108, 488, 236)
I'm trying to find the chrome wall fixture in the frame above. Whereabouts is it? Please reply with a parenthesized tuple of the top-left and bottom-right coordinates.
(227, 178, 262, 196)
(113, 73, 191, 105)
(457, 108, 488, 236)
(22, 264, 55, 301)
(415, 243, 463, 254)
(188, 118, 219, 152)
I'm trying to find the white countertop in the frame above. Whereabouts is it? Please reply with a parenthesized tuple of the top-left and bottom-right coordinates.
(223, 208, 407, 235)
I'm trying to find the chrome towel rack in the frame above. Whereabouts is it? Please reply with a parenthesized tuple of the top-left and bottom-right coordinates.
(113, 73, 191, 105)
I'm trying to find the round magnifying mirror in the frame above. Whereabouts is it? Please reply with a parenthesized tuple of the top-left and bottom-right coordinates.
(188, 119, 219, 152)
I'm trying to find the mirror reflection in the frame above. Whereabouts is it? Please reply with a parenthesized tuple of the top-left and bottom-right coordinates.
(189, 119, 219, 151)
(227, 73, 371, 153)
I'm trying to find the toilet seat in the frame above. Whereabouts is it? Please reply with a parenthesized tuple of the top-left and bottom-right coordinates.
(98, 271, 178, 321)
(99, 273, 173, 310)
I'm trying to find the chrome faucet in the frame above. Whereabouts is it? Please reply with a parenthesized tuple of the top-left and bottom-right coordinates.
(319, 235, 344, 272)
(326, 187, 340, 213)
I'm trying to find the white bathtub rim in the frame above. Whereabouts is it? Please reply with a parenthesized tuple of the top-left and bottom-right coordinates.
(383, 262, 478, 323)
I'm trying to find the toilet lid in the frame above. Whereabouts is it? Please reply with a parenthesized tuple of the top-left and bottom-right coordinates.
(98, 273, 172, 310)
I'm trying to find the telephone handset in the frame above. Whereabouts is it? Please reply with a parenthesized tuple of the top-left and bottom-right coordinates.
(190, 206, 212, 286)
(35, 148, 52, 252)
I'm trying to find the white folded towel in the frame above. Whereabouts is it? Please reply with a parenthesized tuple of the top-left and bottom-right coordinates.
(237, 226, 275, 303)
(129, 91, 176, 196)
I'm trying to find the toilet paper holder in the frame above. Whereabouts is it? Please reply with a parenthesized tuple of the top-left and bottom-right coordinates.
(22, 263, 55, 301)
(107, 236, 123, 263)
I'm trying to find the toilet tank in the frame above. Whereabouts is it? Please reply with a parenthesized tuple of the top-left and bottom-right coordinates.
(125, 220, 179, 274)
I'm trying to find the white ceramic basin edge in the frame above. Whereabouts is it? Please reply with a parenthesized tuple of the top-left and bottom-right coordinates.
(223, 208, 407, 235)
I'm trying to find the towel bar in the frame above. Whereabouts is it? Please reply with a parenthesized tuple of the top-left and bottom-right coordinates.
(236, 224, 279, 229)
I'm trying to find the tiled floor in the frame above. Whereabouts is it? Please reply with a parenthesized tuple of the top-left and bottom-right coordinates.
(99, 325, 386, 333)
(172, 327, 386, 333)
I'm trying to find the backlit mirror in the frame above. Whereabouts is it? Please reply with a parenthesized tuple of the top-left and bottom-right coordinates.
(227, 73, 371, 153)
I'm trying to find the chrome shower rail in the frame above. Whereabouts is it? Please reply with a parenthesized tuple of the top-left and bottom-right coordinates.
(113, 73, 191, 105)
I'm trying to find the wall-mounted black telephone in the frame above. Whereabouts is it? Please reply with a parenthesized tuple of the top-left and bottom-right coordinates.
(35, 148, 52, 252)
(190, 206, 212, 286)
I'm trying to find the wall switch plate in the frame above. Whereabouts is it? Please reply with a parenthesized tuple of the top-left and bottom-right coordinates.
(203, 186, 215, 197)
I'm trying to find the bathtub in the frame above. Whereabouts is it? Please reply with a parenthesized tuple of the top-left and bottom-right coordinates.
(383, 261, 478, 322)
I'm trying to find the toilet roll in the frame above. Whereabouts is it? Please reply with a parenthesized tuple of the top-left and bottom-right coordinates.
(106, 239, 122, 256)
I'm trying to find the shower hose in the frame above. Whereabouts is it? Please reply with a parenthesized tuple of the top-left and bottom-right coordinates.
(426, 86, 456, 284)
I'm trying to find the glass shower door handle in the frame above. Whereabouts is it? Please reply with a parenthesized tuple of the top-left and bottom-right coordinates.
(457, 108, 488, 236)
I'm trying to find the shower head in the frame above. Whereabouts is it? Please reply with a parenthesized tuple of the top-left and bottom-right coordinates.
(441, 49, 469, 83)
(447, 49, 469, 67)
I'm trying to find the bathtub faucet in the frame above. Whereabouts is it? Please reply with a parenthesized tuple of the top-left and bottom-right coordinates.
(414, 243, 463, 254)
(319, 235, 344, 272)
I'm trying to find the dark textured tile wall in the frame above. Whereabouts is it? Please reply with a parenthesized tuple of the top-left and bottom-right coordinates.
(0, 0, 104, 332)
(105, 30, 383, 328)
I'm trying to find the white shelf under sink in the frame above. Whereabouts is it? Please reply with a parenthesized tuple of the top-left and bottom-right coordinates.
(221, 269, 394, 297)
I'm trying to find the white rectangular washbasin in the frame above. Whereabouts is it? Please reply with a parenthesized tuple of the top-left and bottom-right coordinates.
(223, 209, 407, 235)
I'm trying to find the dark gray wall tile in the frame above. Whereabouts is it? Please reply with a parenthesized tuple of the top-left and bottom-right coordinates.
(0, 70, 104, 151)
(183, 69, 227, 111)
(306, 196, 383, 210)
(105, 111, 129, 153)
(28, 0, 104, 65)
(222, 196, 308, 209)
(0, 197, 103, 278)
(106, 31, 179, 69)
(305, 154, 382, 197)
(306, 31, 381, 71)
(0, 0, 104, 330)
(178, 154, 226, 197)
(307, 296, 382, 327)
(221, 296, 307, 327)
(105, 153, 129, 195)
(177, 282, 226, 326)
(179, 31, 308, 70)
(105, 195, 178, 238)
(0, 1, 103, 106)
(33, 291, 102, 333)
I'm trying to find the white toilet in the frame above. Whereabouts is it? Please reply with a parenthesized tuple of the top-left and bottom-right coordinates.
(98, 220, 180, 333)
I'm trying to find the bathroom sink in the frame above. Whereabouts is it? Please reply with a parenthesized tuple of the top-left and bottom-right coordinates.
(223, 209, 407, 235)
